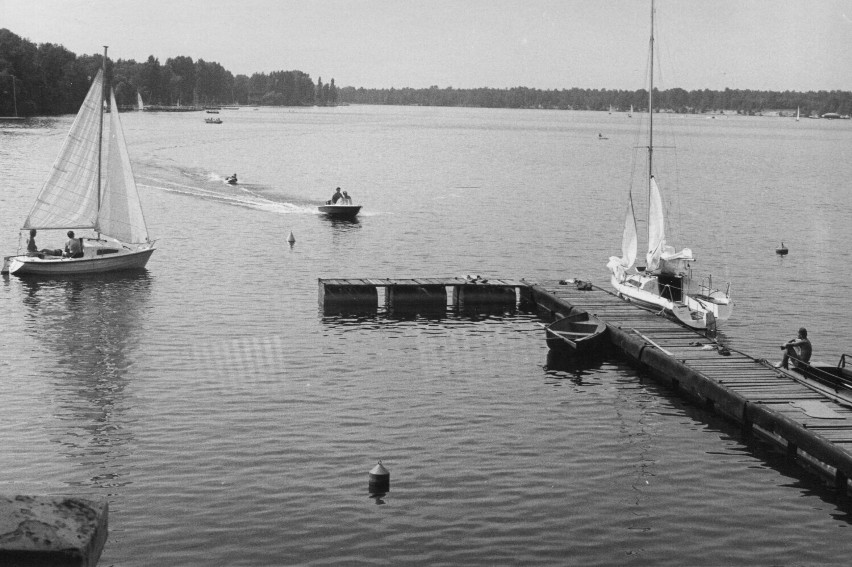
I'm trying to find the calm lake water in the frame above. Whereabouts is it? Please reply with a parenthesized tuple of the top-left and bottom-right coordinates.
(2, 106, 852, 566)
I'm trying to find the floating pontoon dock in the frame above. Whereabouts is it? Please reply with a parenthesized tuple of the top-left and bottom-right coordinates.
(319, 277, 852, 491)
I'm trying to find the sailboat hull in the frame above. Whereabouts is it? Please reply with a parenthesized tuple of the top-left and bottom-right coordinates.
(6, 247, 154, 276)
(611, 274, 717, 331)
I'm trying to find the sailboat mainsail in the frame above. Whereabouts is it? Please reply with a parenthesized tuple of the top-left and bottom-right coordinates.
(138, 91, 144, 111)
(24, 71, 105, 232)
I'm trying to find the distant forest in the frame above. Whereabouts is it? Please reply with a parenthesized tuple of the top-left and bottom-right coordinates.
(337, 86, 852, 117)
(0, 28, 338, 116)
(2, 27, 850, 118)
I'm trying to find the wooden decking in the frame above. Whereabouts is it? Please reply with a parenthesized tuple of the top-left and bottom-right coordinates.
(529, 279, 852, 488)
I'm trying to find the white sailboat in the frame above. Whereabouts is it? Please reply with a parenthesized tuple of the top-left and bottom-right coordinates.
(606, 1, 732, 332)
(2, 47, 155, 276)
(796, 106, 800, 121)
(138, 91, 144, 111)
(628, 104, 633, 118)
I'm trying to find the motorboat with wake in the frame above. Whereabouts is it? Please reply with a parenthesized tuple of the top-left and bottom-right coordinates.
(2, 47, 155, 276)
(606, 0, 732, 332)
(318, 203, 362, 219)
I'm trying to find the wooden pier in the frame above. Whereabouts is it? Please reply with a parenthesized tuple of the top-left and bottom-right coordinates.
(320, 276, 852, 491)
(528, 279, 852, 490)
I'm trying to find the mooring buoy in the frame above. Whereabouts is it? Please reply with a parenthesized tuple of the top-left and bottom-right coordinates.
(368, 460, 390, 493)
(287, 231, 296, 244)
(776, 242, 788, 255)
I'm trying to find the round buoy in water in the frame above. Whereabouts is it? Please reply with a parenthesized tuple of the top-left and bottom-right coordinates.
(287, 231, 296, 244)
(368, 460, 390, 493)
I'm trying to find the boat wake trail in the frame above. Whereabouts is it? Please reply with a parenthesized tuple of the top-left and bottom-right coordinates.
(138, 179, 318, 216)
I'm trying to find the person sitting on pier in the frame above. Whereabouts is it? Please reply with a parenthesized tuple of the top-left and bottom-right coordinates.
(64, 231, 84, 259)
(777, 327, 812, 370)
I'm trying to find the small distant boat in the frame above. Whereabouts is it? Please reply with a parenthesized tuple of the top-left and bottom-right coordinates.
(544, 311, 608, 355)
(598, 133, 608, 140)
(318, 204, 362, 219)
(137, 91, 144, 111)
(628, 104, 633, 118)
(796, 107, 800, 122)
(776, 242, 788, 255)
(206, 110, 220, 114)
(225, 174, 238, 185)
(205, 117, 222, 124)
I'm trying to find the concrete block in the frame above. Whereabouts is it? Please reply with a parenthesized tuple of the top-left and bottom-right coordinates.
(0, 495, 108, 567)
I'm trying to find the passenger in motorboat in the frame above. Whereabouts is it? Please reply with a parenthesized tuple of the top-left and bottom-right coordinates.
(328, 187, 343, 205)
(226, 173, 238, 184)
(777, 327, 812, 369)
(64, 230, 84, 258)
(342, 191, 352, 204)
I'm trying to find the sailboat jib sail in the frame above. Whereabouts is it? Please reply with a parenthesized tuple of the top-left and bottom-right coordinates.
(4, 48, 155, 276)
(607, 192, 638, 281)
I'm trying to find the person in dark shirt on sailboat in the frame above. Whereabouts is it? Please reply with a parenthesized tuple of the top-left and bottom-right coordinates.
(64, 230, 84, 258)
(777, 327, 812, 369)
(26, 229, 60, 258)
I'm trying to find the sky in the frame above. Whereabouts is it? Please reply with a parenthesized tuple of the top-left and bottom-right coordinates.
(2, 0, 852, 92)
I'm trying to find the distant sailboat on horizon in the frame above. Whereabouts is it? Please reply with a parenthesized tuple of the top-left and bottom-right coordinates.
(138, 91, 144, 111)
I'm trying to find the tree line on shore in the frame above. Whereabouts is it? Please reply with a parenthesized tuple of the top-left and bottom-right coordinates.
(0, 28, 338, 116)
(2, 27, 850, 118)
(337, 85, 852, 117)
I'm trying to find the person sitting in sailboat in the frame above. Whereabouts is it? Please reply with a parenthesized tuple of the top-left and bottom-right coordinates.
(64, 231, 84, 259)
(25, 229, 60, 258)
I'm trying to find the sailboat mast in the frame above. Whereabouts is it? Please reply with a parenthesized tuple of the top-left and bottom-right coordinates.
(97, 46, 107, 222)
(648, 0, 655, 185)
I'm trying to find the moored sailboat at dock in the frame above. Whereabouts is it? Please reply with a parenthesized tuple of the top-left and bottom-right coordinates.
(606, 1, 732, 332)
(2, 47, 155, 276)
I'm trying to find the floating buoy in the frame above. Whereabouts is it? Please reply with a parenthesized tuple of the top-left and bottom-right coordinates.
(776, 242, 788, 255)
(368, 460, 389, 494)
(287, 231, 296, 244)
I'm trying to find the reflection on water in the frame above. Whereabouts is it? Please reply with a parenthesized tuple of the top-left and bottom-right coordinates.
(544, 349, 608, 384)
(19, 271, 152, 489)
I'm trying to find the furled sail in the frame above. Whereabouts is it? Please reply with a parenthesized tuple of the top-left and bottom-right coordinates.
(646, 175, 665, 271)
(23, 70, 104, 231)
(607, 191, 638, 281)
(97, 89, 149, 244)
